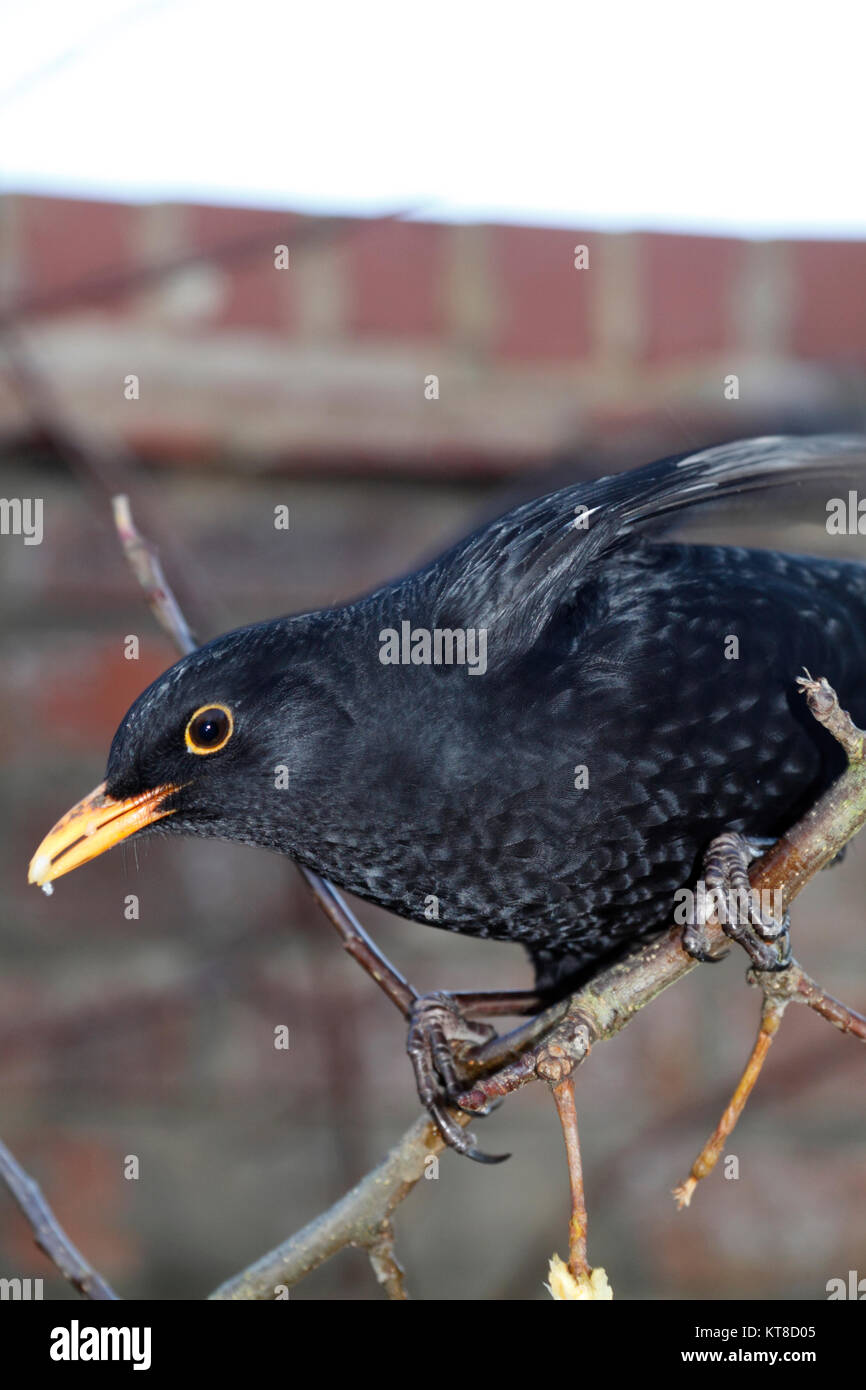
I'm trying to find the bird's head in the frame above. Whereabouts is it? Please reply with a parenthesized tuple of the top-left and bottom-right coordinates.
(28, 617, 334, 889)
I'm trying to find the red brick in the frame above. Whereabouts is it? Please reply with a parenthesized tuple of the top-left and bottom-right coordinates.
(186, 205, 297, 330)
(123, 423, 222, 462)
(346, 220, 447, 336)
(17, 195, 138, 315)
(490, 226, 594, 360)
(48, 643, 174, 747)
(789, 241, 866, 361)
(641, 233, 743, 361)
(1, 640, 174, 759)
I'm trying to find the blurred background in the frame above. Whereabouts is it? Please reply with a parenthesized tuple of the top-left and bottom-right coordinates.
(2, 0, 866, 1302)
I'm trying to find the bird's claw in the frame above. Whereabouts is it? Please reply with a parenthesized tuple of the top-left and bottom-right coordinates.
(684, 831, 792, 973)
(681, 930, 730, 964)
(406, 991, 510, 1164)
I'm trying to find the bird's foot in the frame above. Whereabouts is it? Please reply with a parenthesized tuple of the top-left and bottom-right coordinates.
(406, 991, 510, 1164)
(684, 831, 791, 973)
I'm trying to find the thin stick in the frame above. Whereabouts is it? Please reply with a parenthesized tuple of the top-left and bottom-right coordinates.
(797, 975, 866, 1039)
(113, 496, 197, 655)
(449, 989, 542, 1019)
(208, 1112, 468, 1299)
(672, 997, 787, 1209)
(551, 1077, 589, 1279)
(0, 1138, 119, 1300)
(367, 1221, 409, 1300)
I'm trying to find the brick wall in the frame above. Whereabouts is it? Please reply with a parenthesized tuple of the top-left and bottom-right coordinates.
(2, 195, 865, 474)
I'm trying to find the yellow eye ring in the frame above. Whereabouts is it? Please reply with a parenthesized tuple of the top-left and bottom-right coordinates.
(185, 703, 234, 755)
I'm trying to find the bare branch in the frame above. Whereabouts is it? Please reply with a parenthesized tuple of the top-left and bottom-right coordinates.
(366, 1221, 409, 1301)
(797, 670, 866, 761)
(0, 1137, 119, 1300)
(550, 1077, 590, 1279)
(112, 495, 197, 655)
(208, 1114, 465, 1299)
(673, 996, 787, 1208)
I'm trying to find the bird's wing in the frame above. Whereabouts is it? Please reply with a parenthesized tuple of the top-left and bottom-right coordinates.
(428, 434, 866, 664)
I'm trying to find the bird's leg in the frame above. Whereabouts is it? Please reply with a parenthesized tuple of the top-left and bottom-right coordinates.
(301, 865, 539, 1161)
(445, 988, 543, 1018)
(684, 831, 791, 972)
(683, 832, 776, 964)
(406, 991, 537, 1164)
(407, 988, 571, 1161)
(298, 867, 419, 1017)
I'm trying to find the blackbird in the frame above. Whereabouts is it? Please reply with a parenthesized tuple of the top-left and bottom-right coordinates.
(28, 435, 866, 1157)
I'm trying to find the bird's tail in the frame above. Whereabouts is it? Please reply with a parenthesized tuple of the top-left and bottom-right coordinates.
(608, 434, 866, 532)
(434, 434, 866, 660)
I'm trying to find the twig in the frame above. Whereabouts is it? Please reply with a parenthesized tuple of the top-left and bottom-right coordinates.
(207, 1113, 466, 1299)
(672, 996, 787, 1208)
(112, 496, 197, 654)
(797, 671, 865, 760)
(792, 972, 866, 1039)
(0, 1137, 119, 1300)
(366, 1221, 409, 1301)
(550, 1077, 589, 1279)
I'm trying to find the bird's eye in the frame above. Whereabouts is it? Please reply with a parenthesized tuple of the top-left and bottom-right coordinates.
(185, 704, 234, 755)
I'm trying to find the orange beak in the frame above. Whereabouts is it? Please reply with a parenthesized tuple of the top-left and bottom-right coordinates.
(28, 781, 179, 889)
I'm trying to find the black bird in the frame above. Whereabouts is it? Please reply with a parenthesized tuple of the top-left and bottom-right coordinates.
(29, 435, 866, 1155)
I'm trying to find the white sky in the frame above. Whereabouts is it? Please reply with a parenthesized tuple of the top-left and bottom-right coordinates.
(1, 0, 864, 238)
